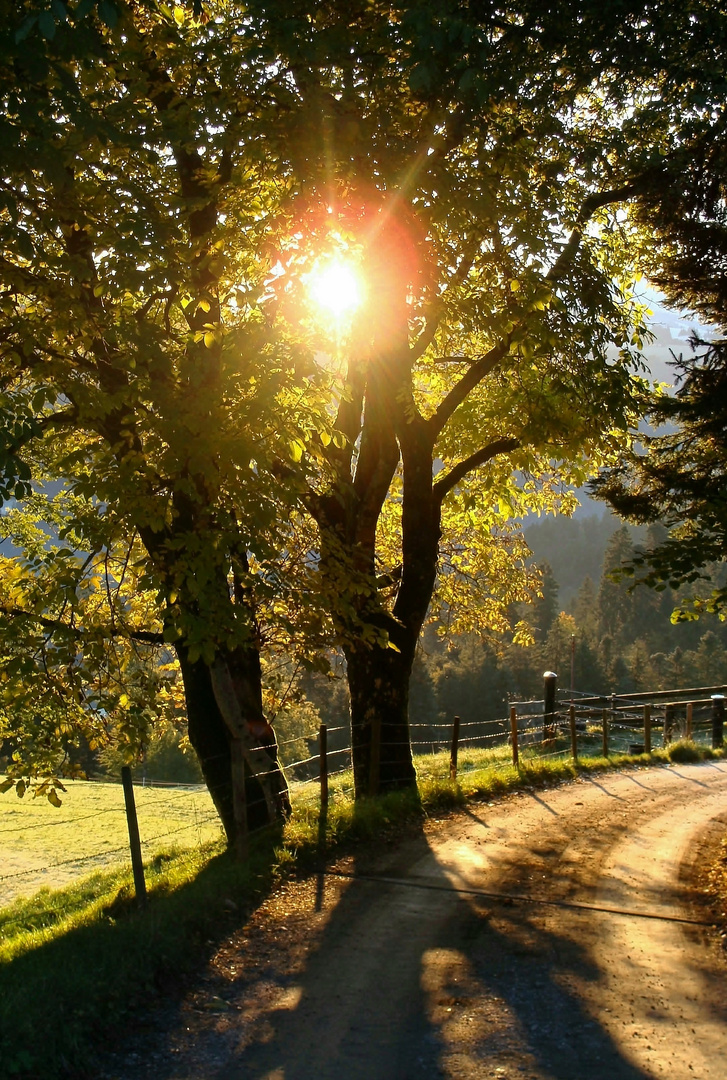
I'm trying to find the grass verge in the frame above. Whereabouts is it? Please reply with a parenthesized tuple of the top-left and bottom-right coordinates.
(1, 739, 723, 1078)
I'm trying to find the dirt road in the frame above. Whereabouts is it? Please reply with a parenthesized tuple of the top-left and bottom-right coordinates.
(103, 761, 727, 1080)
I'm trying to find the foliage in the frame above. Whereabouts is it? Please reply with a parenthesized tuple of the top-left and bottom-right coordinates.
(0, 0, 342, 829)
(97, 721, 204, 782)
(593, 339, 727, 618)
(2, 0, 727, 816)
(259, 655, 321, 772)
(591, 105, 727, 616)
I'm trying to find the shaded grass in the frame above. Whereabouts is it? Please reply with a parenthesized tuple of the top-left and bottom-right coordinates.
(0, 837, 274, 1077)
(1, 739, 724, 1078)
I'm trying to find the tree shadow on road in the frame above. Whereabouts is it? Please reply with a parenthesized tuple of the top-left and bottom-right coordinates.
(206, 810, 657, 1080)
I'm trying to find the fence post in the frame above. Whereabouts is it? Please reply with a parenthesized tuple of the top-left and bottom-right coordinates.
(543, 671, 557, 741)
(610, 694, 617, 747)
(664, 703, 675, 746)
(643, 704, 651, 755)
(510, 706, 519, 768)
(602, 707, 609, 757)
(120, 766, 147, 909)
(686, 702, 693, 741)
(711, 695, 725, 749)
(449, 715, 461, 781)
(319, 723, 328, 806)
(569, 704, 578, 762)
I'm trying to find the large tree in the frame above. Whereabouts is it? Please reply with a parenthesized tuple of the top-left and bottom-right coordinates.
(281, 1, 727, 795)
(0, 1, 335, 847)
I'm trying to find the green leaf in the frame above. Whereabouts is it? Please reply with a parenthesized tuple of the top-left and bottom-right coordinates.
(98, 1, 119, 28)
(74, 0, 96, 19)
(47, 788, 62, 807)
(38, 10, 57, 39)
(16, 231, 34, 260)
(0, 778, 14, 794)
(15, 779, 26, 799)
(15, 14, 37, 42)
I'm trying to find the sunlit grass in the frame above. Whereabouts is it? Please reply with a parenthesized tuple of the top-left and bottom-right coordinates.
(0, 778, 222, 906)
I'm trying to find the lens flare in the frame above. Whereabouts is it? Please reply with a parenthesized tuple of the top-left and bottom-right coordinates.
(308, 258, 364, 321)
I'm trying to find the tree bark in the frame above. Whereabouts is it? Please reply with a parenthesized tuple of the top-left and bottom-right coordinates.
(344, 632, 419, 798)
(175, 643, 290, 851)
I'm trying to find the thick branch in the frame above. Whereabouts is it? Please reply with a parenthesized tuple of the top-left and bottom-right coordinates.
(427, 341, 510, 439)
(432, 437, 521, 507)
(547, 184, 641, 282)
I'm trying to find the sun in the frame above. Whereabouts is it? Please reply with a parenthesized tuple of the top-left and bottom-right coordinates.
(308, 257, 364, 322)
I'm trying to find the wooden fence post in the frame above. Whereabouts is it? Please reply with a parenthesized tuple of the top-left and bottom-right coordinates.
(686, 702, 693, 741)
(711, 695, 725, 749)
(569, 704, 578, 762)
(449, 715, 461, 781)
(602, 708, 609, 757)
(510, 706, 519, 768)
(643, 704, 651, 755)
(121, 766, 147, 909)
(543, 671, 557, 741)
(664, 703, 675, 746)
(319, 723, 328, 806)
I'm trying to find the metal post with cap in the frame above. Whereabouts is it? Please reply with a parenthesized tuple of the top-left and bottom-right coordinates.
(543, 671, 557, 742)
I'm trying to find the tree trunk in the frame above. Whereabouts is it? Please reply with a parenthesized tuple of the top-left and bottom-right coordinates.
(344, 633, 418, 798)
(175, 643, 290, 851)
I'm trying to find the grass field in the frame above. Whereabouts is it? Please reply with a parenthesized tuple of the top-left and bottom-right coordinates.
(0, 779, 223, 907)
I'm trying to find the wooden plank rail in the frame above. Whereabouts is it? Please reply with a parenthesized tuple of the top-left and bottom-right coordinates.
(572, 685, 727, 708)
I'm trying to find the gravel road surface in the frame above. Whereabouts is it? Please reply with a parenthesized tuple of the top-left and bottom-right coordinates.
(102, 761, 727, 1080)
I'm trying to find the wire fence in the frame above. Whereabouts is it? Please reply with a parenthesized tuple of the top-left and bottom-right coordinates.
(1, 679, 724, 908)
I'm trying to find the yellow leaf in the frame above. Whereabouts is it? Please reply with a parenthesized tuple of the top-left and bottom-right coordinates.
(204, 331, 217, 348)
(174, 6, 185, 25)
(47, 789, 62, 808)
(288, 439, 304, 463)
(119, 693, 130, 708)
(509, 279, 520, 292)
(319, 430, 331, 447)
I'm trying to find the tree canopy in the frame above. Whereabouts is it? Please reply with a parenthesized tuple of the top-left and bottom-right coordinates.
(2, 0, 726, 839)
